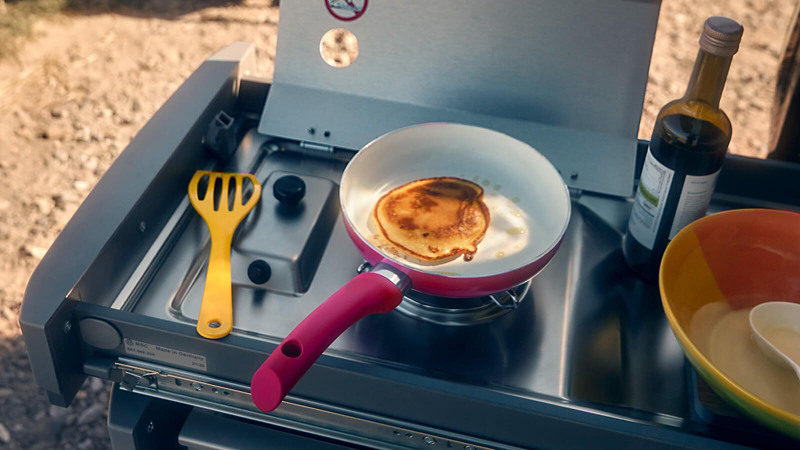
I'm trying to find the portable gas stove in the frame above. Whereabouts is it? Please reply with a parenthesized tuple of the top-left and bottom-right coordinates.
(20, 1, 800, 449)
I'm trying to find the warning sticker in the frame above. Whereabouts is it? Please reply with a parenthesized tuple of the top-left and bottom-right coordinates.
(124, 339, 207, 372)
(326, 0, 368, 21)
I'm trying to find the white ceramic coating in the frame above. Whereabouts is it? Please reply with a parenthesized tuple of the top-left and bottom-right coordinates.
(340, 123, 571, 278)
(750, 301, 800, 380)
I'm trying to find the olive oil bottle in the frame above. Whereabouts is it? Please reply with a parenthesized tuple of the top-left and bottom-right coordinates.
(623, 17, 744, 281)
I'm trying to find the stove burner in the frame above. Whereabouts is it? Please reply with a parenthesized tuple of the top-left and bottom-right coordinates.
(357, 263, 530, 326)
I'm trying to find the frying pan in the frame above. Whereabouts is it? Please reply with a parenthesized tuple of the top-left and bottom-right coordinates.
(251, 123, 571, 411)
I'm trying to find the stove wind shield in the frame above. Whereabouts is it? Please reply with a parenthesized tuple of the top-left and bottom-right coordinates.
(260, 0, 661, 197)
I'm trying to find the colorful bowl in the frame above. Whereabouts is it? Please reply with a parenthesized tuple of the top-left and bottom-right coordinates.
(659, 208, 800, 439)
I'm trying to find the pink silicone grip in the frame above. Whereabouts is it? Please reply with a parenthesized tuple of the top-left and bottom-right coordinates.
(251, 272, 404, 412)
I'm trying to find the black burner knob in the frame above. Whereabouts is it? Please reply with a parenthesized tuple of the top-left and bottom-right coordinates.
(247, 260, 272, 285)
(273, 175, 306, 204)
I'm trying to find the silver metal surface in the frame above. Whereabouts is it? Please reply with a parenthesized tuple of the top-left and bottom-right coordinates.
(129, 135, 688, 422)
(109, 196, 196, 311)
(259, 0, 661, 197)
(396, 282, 531, 326)
(299, 141, 335, 153)
(179, 408, 353, 450)
(111, 128, 270, 311)
(199, 170, 338, 295)
(369, 263, 412, 293)
(115, 359, 497, 450)
(488, 289, 523, 310)
(359, 261, 529, 324)
(87, 127, 800, 446)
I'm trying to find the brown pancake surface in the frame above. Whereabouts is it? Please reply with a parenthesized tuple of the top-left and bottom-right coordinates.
(372, 177, 490, 262)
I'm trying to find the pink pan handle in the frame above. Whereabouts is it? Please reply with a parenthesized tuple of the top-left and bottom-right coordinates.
(251, 271, 405, 412)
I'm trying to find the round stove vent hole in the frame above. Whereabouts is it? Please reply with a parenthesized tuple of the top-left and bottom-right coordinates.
(320, 28, 358, 67)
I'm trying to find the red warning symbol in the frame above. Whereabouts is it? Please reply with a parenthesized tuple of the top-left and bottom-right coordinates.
(326, 0, 368, 22)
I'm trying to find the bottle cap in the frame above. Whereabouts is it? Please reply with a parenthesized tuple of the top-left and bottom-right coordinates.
(699, 17, 744, 57)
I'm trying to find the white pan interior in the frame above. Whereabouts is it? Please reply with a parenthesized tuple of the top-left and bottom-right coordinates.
(341, 123, 571, 278)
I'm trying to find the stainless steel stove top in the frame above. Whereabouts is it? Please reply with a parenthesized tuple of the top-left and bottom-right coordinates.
(126, 127, 684, 420)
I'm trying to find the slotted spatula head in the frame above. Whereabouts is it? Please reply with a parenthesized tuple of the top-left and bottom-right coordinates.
(189, 171, 262, 231)
(189, 170, 262, 339)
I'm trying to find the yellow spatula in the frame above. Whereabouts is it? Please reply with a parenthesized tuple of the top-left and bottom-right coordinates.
(189, 170, 262, 339)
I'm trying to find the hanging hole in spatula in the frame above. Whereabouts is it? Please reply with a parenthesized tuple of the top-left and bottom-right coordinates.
(208, 320, 221, 329)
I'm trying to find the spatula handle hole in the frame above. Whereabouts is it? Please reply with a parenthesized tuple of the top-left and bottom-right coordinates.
(208, 320, 221, 329)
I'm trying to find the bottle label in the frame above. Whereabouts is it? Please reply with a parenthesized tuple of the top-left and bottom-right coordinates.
(628, 146, 674, 250)
(668, 170, 720, 239)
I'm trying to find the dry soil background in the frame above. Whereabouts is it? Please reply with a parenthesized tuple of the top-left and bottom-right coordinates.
(0, 0, 796, 448)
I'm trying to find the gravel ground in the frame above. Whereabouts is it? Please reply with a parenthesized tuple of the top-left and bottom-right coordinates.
(0, 0, 795, 448)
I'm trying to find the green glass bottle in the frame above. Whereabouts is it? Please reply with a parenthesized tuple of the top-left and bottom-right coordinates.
(623, 17, 744, 281)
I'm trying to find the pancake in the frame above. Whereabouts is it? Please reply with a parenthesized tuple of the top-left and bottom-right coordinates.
(372, 177, 490, 262)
